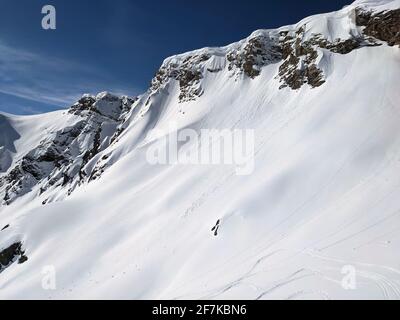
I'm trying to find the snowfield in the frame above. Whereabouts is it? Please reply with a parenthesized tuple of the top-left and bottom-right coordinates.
(1, 0, 400, 299)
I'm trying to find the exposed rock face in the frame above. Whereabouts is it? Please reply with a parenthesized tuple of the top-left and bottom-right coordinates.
(276, 7, 395, 91)
(149, 34, 281, 102)
(148, 7, 399, 97)
(0, 92, 135, 205)
(278, 28, 326, 90)
(69, 92, 134, 121)
(304, 34, 360, 54)
(227, 35, 282, 78)
(277, 29, 378, 90)
(356, 8, 400, 47)
(0, 242, 27, 273)
(151, 54, 210, 103)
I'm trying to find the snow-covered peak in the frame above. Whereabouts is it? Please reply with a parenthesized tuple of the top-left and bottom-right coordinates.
(69, 92, 135, 121)
(0, 92, 137, 205)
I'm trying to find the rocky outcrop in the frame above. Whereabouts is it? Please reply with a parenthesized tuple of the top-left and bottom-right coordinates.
(0, 92, 135, 205)
(151, 54, 210, 103)
(149, 35, 282, 103)
(356, 8, 400, 47)
(148, 7, 399, 97)
(0, 242, 27, 273)
(276, 14, 385, 90)
(227, 35, 282, 78)
(69, 92, 135, 121)
(277, 27, 326, 90)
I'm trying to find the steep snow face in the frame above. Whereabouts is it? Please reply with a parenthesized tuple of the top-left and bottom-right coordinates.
(1, 0, 400, 299)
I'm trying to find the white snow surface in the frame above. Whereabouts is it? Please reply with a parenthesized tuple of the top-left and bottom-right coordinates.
(1, 0, 400, 299)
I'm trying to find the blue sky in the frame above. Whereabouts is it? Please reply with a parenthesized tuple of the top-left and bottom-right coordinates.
(0, 0, 351, 115)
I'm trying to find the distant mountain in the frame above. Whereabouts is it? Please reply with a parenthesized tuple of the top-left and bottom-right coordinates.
(1, 0, 400, 299)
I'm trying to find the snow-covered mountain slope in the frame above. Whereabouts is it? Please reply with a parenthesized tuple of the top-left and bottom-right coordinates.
(0, 93, 135, 205)
(1, 0, 400, 299)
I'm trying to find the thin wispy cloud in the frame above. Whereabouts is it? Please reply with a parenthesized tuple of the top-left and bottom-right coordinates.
(0, 40, 140, 114)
